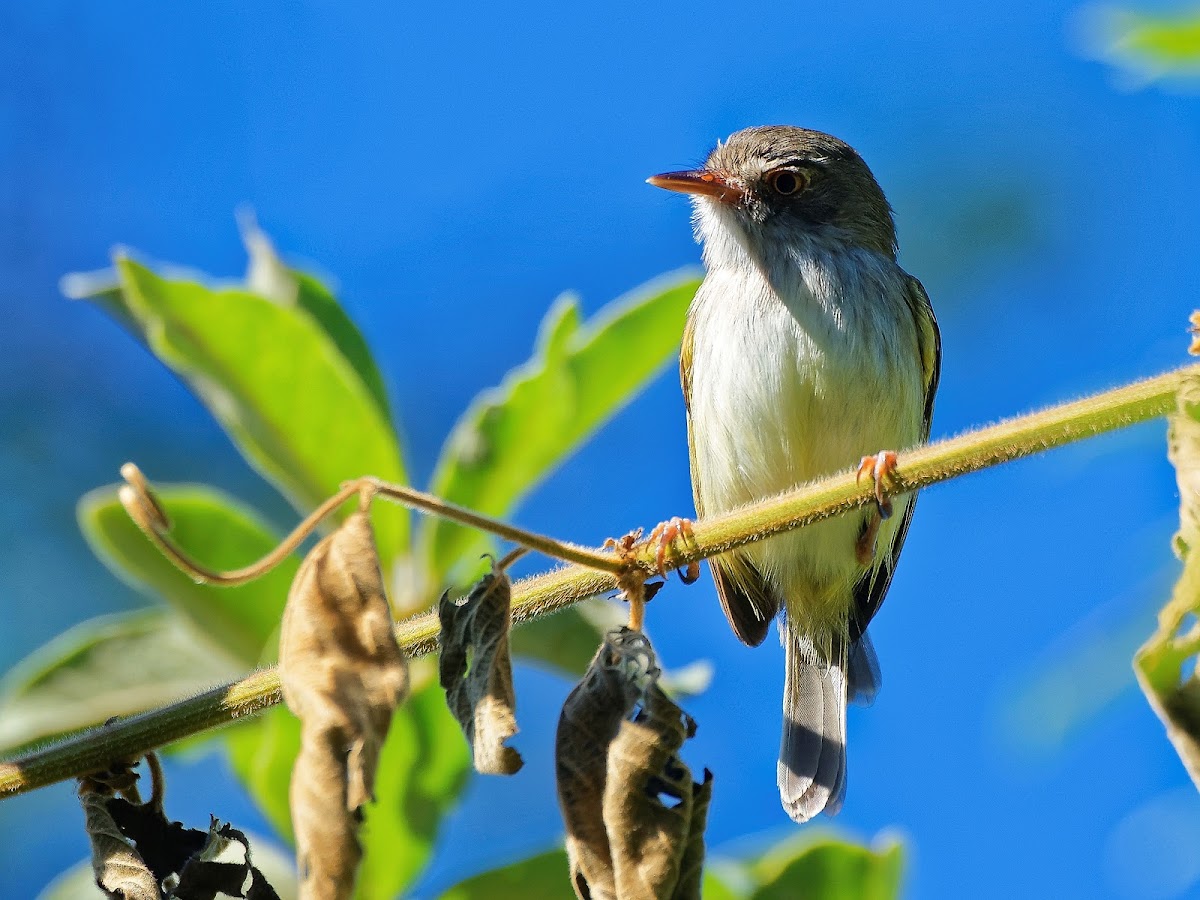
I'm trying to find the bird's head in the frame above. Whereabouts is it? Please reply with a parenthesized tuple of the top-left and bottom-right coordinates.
(649, 125, 897, 261)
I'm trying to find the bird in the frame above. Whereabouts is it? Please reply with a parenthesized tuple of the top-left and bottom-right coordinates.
(647, 126, 940, 823)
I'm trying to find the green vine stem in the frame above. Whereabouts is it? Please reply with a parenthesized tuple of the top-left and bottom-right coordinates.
(0, 362, 1193, 798)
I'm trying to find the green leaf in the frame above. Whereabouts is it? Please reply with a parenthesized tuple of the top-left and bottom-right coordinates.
(239, 214, 391, 421)
(701, 868, 745, 900)
(422, 273, 699, 585)
(748, 833, 904, 900)
(79, 485, 298, 666)
(224, 677, 472, 899)
(77, 255, 408, 563)
(0, 608, 239, 754)
(294, 271, 391, 421)
(438, 848, 572, 899)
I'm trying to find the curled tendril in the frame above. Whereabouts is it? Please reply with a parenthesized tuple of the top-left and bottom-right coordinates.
(115, 462, 620, 589)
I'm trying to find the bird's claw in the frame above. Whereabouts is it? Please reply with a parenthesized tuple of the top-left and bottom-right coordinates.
(856, 450, 899, 519)
(645, 516, 700, 584)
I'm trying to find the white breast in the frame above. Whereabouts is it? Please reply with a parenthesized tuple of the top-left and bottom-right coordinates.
(687, 225, 925, 621)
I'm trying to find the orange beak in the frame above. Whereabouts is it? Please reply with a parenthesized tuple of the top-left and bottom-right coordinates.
(647, 169, 745, 204)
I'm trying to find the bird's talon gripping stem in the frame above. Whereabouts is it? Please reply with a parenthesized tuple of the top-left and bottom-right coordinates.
(856, 450, 899, 519)
(645, 516, 700, 584)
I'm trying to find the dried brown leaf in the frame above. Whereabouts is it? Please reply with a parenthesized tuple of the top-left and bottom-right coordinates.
(555, 628, 709, 900)
(81, 789, 161, 900)
(673, 771, 712, 899)
(438, 562, 524, 775)
(279, 509, 409, 900)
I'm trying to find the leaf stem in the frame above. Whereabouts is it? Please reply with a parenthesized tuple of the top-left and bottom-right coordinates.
(0, 362, 1192, 798)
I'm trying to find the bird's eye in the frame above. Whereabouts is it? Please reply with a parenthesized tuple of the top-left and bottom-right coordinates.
(767, 169, 807, 196)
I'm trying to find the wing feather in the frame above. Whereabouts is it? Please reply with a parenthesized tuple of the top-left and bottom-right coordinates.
(850, 274, 941, 640)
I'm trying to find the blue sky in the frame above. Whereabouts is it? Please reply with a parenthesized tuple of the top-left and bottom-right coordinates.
(2, 2, 1199, 897)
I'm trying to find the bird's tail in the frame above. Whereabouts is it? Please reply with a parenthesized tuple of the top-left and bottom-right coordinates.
(778, 627, 850, 823)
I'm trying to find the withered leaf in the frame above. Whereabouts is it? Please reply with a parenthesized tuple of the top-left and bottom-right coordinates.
(279, 509, 409, 900)
(79, 769, 280, 900)
(80, 789, 160, 900)
(556, 628, 709, 900)
(174, 821, 282, 900)
(438, 561, 523, 775)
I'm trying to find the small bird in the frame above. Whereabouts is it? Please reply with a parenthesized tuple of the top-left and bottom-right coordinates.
(648, 126, 940, 823)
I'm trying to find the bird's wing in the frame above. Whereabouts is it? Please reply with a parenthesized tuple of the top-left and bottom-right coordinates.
(849, 274, 941, 641)
(682, 313, 778, 647)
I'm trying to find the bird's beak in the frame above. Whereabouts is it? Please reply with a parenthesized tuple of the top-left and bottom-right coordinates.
(647, 169, 745, 204)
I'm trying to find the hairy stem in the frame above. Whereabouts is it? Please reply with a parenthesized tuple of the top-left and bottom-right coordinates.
(0, 363, 1192, 797)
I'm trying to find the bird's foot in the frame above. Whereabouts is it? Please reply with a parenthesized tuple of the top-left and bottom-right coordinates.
(855, 513, 882, 566)
(856, 450, 899, 520)
(644, 516, 700, 584)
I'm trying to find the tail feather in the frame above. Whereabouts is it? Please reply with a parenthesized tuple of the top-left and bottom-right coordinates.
(778, 630, 848, 823)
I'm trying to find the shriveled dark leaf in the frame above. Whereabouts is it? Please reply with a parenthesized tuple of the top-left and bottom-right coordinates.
(42, 833, 296, 900)
(278, 509, 409, 899)
(556, 628, 708, 900)
(1137, 374, 1200, 788)
(438, 562, 523, 775)
(79, 760, 280, 900)
(105, 800, 207, 886)
(174, 822, 282, 900)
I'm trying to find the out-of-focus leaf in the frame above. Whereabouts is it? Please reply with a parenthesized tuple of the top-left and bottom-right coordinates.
(434, 832, 900, 900)
(79, 485, 298, 666)
(1000, 589, 1160, 754)
(423, 273, 699, 585)
(438, 848, 572, 900)
(511, 600, 626, 678)
(1136, 373, 1200, 787)
(294, 272, 390, 421)
(225, 706, 303, 844)
(0, 608, 239, 754)
(60, 270, 137, 333)
(72, 255, 408, 563)
(700, 869, 743, 900)
(1080, 6, 1200, 86)
(747, 833, 904, 900)
(355, 676, 473, 900)
(439, 565, 523, 775)
(279, 510, 408, 899)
